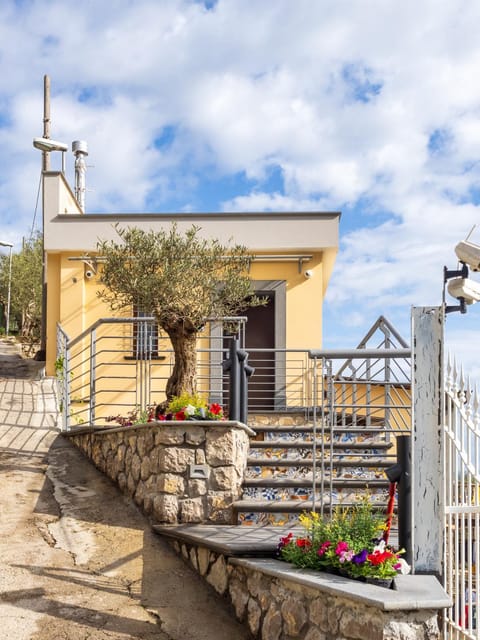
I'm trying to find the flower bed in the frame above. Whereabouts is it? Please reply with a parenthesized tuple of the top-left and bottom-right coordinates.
(106, 393, 225, 426)
(278, 499, 409, 587)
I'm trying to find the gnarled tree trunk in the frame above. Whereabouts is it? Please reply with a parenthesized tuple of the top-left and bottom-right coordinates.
(164, 323, 198, 401)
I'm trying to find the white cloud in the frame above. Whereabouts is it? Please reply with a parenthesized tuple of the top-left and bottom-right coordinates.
(0, 0, 480, 375)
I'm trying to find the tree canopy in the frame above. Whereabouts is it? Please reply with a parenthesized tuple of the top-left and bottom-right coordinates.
(0, 233, 42, 354)
(97, 223, 264, 401)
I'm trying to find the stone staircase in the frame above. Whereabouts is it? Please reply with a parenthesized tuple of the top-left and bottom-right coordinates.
(233, 412, 397, 525)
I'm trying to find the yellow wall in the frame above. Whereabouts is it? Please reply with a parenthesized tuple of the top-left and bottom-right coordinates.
(48, 250, 328, 375)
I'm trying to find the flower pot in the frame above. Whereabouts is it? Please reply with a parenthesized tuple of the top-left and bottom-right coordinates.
(365, 577, 394, 589)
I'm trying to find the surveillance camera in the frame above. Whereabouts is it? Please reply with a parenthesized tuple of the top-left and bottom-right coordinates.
(304, 269, 313, 279)
(85, 269, 95, 280)
(447, 277, 480, 305)
(455, 240, 480, 272)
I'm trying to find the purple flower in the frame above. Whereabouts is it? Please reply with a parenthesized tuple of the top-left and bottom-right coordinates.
(352, 549, 368, 564)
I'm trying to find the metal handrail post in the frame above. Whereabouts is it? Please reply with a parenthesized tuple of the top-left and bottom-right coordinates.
(89, 328, 96, 425)
(311, 355, 318, 514)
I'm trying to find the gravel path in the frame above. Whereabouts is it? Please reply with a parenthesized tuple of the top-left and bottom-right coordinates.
(0, 339, 251, 640)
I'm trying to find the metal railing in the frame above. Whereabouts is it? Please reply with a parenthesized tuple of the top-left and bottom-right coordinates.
(57, 317, 253, 430)
(444, 359, 480, 639)
(309, 348, 412, 515)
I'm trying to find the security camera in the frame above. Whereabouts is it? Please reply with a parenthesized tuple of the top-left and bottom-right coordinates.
(304, 269, 313, 279)
(455, 240, 480, 272)
(85, 269, 95, 280)
(447, 277, 480, 305)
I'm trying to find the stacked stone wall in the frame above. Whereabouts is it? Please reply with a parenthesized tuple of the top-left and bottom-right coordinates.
(168, 539, 444, 640)
(68, 422, 251, 524)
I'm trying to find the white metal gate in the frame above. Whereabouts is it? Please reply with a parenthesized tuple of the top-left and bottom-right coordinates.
(444, 358, 480, 639)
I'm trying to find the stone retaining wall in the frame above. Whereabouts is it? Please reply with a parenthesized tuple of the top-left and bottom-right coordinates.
(67, 421, 251, 524)
(167, 538, 448, 640)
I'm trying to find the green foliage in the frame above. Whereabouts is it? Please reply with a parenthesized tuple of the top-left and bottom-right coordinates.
(166, 392, 207, 413)
(98, 223, 263, 332)
(278, 499, 409, 581)
(0, 233, 42, 352)
(97, 223, 265, 399)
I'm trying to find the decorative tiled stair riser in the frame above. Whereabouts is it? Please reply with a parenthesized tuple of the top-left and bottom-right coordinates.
(234, 413, 397, 526)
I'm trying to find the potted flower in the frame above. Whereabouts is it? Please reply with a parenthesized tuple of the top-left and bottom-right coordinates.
(156, 393, 225, 422)
(278, 499, 409, 588)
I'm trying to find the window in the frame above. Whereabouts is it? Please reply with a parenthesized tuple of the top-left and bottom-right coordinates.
(132, 308, 158, 358)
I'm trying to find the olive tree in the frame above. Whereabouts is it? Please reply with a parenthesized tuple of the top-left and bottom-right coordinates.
(97, 224, 263, 402)
(0, 233, 42, 354)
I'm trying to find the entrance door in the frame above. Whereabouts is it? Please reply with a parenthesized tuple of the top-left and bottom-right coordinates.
(245, 292, 275, 410)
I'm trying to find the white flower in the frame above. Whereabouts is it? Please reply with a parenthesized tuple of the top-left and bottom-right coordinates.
(395, 558, 411, 575)
(373, 540, 386, 553)
(185, 404, 197, 416)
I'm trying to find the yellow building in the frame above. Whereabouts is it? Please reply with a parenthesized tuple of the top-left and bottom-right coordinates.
(43, 170, 340, 421)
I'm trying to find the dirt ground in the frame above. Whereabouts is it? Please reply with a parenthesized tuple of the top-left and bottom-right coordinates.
(0, 338, 252, 640)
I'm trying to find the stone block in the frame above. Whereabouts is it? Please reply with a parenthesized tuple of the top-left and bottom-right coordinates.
(180, 497, 205, 523)
(155, 427, 185, 445)
(229, 577, 249, 620)
(309, 597, 328, 630)
(247, 598, 262, 636)
(262, 605, 283, 640)
(207, 492, 234, 523)
(197, 546, 211, 576)
(189, 547, 198, 570)
(140, 456, 151, 481)
(124, 446, 133, 469)
(205, 429, 235, 466)
(101, 437, 112, 458)
(188, 478, 208, 497)
(131, 453, 141, 482)
(152, 494, 178, 523)
(134, 480, 146, 506)
(137, 428, 154, 457)
(185, 426, 206, 445)
(158, 447, 195, 473)
(211, 466, 241, 492)
(195, 449, 206, 464)
(304, 628, 326, 640)
(206, 555, 228, 595)
(281, 596, 307, 636)
(126, 472, 136, 497)
(157, 473, 185, 495)
(127, 433, 138, 451)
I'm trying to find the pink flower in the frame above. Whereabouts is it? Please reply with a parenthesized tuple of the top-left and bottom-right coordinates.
(335, 541, 349, 556)
(317, 541, 331, 557)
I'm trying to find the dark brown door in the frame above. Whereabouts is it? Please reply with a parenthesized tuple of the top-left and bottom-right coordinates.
(245, 292, 275, 410)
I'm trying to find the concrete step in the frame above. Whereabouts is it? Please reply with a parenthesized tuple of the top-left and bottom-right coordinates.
(246, 456, 393, 467)
(242, 477, 389, 489)
(250, 425, 388, 434)
(232, 498, 389, 517)
(249, 439, 392, 450)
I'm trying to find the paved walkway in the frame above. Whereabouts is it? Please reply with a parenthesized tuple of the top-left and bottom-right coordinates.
(0, 339, 251, 640)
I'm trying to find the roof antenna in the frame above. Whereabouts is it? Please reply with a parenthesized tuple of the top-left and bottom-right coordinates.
(72, 140, 88, 212)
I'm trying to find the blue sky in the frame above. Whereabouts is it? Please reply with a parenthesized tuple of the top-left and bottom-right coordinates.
(0, 0, 479, 376)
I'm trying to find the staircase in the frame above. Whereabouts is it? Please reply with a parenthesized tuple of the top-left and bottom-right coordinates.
(233, 412, 397, 525)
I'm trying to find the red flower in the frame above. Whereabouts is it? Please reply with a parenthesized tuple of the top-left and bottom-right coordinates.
(367, 550, 396, 566)
(296, 538, 311, 549)
(278, 532, 294, 548)
(175, 410, 186, 421)
(209, 403, 223, 415)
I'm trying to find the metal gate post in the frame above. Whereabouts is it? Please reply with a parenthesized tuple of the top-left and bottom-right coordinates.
(411, 306, 445, 575)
